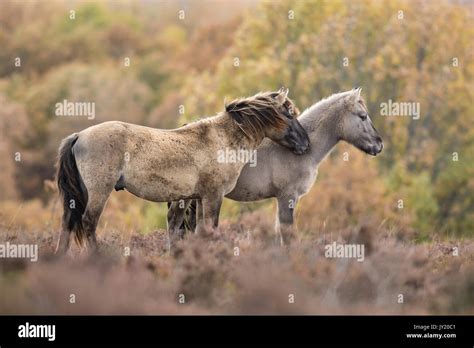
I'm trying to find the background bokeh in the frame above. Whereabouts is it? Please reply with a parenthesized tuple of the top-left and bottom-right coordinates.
(0, 0, 473, 316)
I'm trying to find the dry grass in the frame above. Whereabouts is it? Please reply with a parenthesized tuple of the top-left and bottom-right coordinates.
(0, 208, 472, 315)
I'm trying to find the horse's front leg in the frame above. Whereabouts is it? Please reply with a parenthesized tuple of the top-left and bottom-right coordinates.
(185, 199, 198, 232)
(276, 195, 299, 246)
(195, 199, 203, 230)
(196, 194, 223, 238)
(166, 200, 189, 249)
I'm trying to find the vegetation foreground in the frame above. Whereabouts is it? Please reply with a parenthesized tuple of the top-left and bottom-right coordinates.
(0, 207, 472, 315)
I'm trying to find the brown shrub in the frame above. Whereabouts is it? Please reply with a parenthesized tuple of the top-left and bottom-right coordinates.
(0, 208, 472, 314)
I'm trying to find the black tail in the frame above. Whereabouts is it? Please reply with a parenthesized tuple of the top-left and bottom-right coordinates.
(56, 134, 88, 246)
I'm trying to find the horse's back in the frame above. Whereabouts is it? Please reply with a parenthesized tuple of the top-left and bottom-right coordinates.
(74, 121, 129, 156)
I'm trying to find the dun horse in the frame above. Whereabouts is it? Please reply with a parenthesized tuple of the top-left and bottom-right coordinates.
(168, 88, 383, 244)
(55, 88, 310, 253)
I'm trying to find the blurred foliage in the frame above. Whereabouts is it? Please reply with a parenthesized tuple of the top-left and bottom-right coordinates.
(0, 0, 472, 238)
(179, 0, 473, 237)
(0, 0, 243, 203)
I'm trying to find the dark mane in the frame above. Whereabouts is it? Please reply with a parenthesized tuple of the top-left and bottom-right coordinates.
(225, 91, 298, 139)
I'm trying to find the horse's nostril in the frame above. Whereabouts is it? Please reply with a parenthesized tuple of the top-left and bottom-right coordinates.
(378, 142, 384, 153)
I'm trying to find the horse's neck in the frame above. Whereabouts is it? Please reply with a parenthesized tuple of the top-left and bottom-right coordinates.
(214, 114, 261, 149)
(300, 105, 340, 167)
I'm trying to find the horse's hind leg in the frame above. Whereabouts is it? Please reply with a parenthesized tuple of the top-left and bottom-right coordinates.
(82, 189, 113, 254)
(56, 218, 72, 254)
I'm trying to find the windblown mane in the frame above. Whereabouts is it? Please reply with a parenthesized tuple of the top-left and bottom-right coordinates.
(225, 91, 298, 139)
(298, 90, 353, 132)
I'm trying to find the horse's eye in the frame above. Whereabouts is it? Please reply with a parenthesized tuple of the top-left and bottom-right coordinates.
(359, 113, 368, 121)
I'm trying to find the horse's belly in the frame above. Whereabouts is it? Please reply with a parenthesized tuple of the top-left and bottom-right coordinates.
(226, 178, 273, 201)
(126, 186, 197, 202)
(123, 171, 198, 202)
(225, 164, 273, 201)
(226, 188, 273, 202)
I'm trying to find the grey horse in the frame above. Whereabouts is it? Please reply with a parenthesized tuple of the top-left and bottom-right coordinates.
(168, 88, 383, 244)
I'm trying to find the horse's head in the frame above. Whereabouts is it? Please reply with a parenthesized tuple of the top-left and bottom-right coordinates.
(268, 87, 310, 155)
(226, 87, 310, 155)
(338, 88, 383, 156)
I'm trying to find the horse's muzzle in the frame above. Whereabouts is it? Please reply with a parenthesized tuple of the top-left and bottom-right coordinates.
(369, 141, 383, 156)
(293, 142, 310, 155)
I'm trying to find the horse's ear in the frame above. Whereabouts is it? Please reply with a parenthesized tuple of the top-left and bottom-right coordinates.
(353, 87, 362, 99)
(276, 87, 288, 105)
